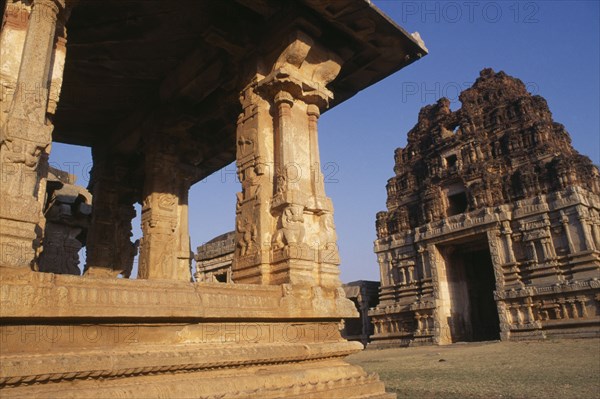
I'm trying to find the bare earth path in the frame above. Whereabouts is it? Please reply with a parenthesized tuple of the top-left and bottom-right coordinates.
(347, 339, 600, 399)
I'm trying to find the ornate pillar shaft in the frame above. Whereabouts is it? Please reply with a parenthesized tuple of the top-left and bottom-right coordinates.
(308, 104, 326, 199)
(560, 211, 575, 254)
(176, 178, 193, 279)
(377, 256, 388, 286)
(232, 30, 343, 291)
(501, 222, 517, 263)
(138, 143, 191, 281)
(528, 242, 538, 263)
(10, 0, 61, 123)
(539, 238, 549, 260)
(274, 91, 295, 192)
(487, 229, 506, 289)
(577, 216, 596, 252)
(85, 154, 137, 278)
(399, 267, 407, 285)
(233, 84, 274, 284)
(592, 222, 600, 249)
(0, 0, 65, 269)
(417, 245, 428, 279)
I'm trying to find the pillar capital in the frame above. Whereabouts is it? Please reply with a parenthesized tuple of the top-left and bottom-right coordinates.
(32, 0, 64, 19)
(307, 104, 321, 118)
(253, 29, 343, 110)
(274, 90, 294, 107)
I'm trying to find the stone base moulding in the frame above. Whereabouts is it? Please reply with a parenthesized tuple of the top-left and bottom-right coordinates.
(0, 267, 393, 398)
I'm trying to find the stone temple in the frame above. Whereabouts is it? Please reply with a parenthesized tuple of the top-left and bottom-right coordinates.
(370, 69, 600, 347)
(0, 0, 427, 397)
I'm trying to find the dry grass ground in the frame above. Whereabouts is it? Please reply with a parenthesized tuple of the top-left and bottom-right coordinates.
(347, 338, 600, 399)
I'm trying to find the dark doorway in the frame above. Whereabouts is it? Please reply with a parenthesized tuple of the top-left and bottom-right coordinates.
(443, 240, 500, 342)
(463, 250, 501, 341)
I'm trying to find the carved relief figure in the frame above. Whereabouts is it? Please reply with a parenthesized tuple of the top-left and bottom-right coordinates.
(236, 217, 257, 256)
(273, 205, 305, 248)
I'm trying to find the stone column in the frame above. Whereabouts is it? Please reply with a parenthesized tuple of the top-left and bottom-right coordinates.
(501, 221, 517, 263)
(137, 138, 193, 281)
(308, 104, 327, 201)
(0, 0, 65, 269)
(528, 241, 538, 264)
(576, 207, 596, 252)
(560, 211, 575, 254)
(592, 220, 600, 250)
(377, 255, 391, 287)
(232, 30, 343, 291)
(399, 266, 407, 286)
(417, 245, 428, 278)
(487, 229, 505, 289)
(176, 171, 194, 280)
(84, 153, 138, 278)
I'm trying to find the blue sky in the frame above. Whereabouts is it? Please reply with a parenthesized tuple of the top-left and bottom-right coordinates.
(51, 1, 600, 282)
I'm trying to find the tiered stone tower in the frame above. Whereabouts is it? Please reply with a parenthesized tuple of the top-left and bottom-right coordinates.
(371, 69, 600, 346)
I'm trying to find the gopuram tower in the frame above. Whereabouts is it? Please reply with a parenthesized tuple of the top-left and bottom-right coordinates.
(371, 69, 600, 347)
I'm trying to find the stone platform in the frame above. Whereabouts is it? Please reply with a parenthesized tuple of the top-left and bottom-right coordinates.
(0, 268, 393, 398)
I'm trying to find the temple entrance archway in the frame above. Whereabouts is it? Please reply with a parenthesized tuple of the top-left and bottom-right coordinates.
(440, 237, 501, 343)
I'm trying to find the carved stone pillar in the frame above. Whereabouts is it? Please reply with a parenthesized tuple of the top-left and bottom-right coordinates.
(0, 0, 66, 269)
(527, 241, 538, 264)
(176, 179, 193, 280)
(560, 211, 576, 254)
(590, 210, 600, 249)
(501, 221, 517, 263)
(417, 244, 428, 279)
(487, 229, 505, 289)
(382, 256, 393, 287)
(232, 30, 343, 290)
(576, 207, 596, 251)
(399, 266, 407, 286)
(308, 104, 327, 200)
(138, 138, 193, 281)
(84, 154, 138, 278)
